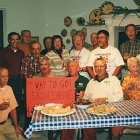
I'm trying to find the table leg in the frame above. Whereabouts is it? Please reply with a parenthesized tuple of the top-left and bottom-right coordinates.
(48, 130, 54, 140)
(108, 127, 112, 140)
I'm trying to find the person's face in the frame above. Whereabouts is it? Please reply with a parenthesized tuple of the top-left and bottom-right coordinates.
(31, 43, 41, 57)
(40, 60, 50, 74)
(94, 60, 107, 77)
(97, 33, 109, 48)
(91, 33, 98, 46)
(128, 61, 140, 76)
(22, 32, 31, 43)
(73, 36, 84, 50)
(45, 38, 52, 49)
(0, 69, 9, 88)
(54, 38, 61, 50)
(9, 35, 20, 49)
(68, 61, 79, 76)
(125, 26, 136, 41)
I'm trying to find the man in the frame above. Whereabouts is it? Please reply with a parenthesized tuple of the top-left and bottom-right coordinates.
(84, 58, 124, 139)
(0, 67, 25, 140)
(70, 34, 90, 80)
(41, 36, 52, 55)
(89, 32, 99, 51)
(21, 41, 42, 78)
(0, 32, 24, 122)
(122, 57, 140, 100)
(34, 56, 56, 77)
(18, 30, 31, 56)
(61, 60, 97, 140)
(87, 30, 124, 78)
(120, 24, 140, 79)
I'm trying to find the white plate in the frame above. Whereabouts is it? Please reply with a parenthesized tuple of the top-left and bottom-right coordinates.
(41, 108, 76, 117)
(34, 105, 44, 111)
(76, 104, 91, 110)
(86, 111, 115, 116)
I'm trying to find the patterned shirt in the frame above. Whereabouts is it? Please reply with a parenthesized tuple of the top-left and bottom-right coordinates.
(122, 75, 140, 100)
(21, 54, 42, 78)
(120, 39, 140, 57)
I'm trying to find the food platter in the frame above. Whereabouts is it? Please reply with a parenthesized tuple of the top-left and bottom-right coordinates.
(41, 103, 76, 116)
(86, 104, 116, 116)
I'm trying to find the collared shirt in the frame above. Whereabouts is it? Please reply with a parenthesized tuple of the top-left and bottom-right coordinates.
(0, 47, 24, 76)
(120, 39, 140, 57)
(21, 54, 41, 78)
(0, 85, 18, 122)
(94, 73, 109, 82)
(84, 75, 123, 102)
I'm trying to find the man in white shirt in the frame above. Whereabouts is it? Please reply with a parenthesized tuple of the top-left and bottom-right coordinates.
(84, 58, 124, 138)
(70, 34, 90, 79)
(87, 30, 124, 78)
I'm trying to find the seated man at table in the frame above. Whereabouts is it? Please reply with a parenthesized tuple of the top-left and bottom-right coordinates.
(61, 60, 97, 140)
(122, 57, 140, 100)
(0, 67, 25, 140)
(83, 58, 124, 139)
(34, 56, 56, 77)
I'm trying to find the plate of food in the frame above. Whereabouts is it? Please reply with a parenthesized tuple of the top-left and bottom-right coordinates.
(75, 99, 91, 109)
(41, 103, 76, 116)
(86, 104, 116, 115)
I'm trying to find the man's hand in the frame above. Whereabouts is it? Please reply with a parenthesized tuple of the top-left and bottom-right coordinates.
(0, 102, 10, 110)
(15, 126, 24, 137)
(90, 98, 107, 105)
(76, 91, 85, 100)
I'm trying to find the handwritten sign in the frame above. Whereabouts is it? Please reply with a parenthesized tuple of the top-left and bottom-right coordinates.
(26, 77, 75, 117)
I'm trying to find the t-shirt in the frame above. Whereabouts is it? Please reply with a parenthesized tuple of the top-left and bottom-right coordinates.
(84, 76, 123, 102)
(0, 85, 18, 122)
(87, 45, 124, 75)
(70, 48, 90, 79)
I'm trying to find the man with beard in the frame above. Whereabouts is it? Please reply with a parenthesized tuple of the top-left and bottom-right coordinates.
(87, 30, 124, 78)
(21, 41, 42, 78)
(21, 41, 43, 130)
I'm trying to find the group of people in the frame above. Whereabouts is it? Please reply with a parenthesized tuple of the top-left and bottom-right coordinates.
(0, 23, 140, 140)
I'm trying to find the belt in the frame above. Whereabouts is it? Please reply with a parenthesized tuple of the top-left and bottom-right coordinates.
(0, 120, 6, 125)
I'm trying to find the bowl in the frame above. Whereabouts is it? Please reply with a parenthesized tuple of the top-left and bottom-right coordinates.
(76, 104, 90, 109)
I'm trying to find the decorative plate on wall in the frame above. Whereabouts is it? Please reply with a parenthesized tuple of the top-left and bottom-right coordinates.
(66, 39, 71, 44)
(61, 29, 67, 37)
(76, 17, 85, 26)
(89, 9, 103, 24)
(100, 1, 114, 15)
(70, 29, 77, 37)
(64, 16, 72, 27)
(81, 27, 87, 36)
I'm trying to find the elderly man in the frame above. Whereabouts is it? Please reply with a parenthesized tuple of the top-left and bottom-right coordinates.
(18, 30, 32, 56)
(84, 58, 124, 139)
(21, 41, 43, 78)
(61, 60, 97, 140)
(87, 30, 124, 78)
(0, 67, 25, 140)
(122, 57, 140, 100)
(34, 56, 56, 77)
(70, 34, 90, 80)
(89, 32, 98, 51)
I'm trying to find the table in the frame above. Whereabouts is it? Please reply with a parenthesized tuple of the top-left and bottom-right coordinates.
(24, 100, 140, 139)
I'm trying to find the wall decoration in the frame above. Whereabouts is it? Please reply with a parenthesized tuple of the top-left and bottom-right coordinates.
(70, 29, 77, 37)
(64, 16, 72, 27)
(61, 29, 67, 37)
(100, 1, 114, 15)
(81, 27, 87, 35)
(31, 36, 39, 42)
(66, 39, 71, 44)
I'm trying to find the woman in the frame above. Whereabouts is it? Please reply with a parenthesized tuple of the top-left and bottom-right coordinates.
(46, 35, 69, 77)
